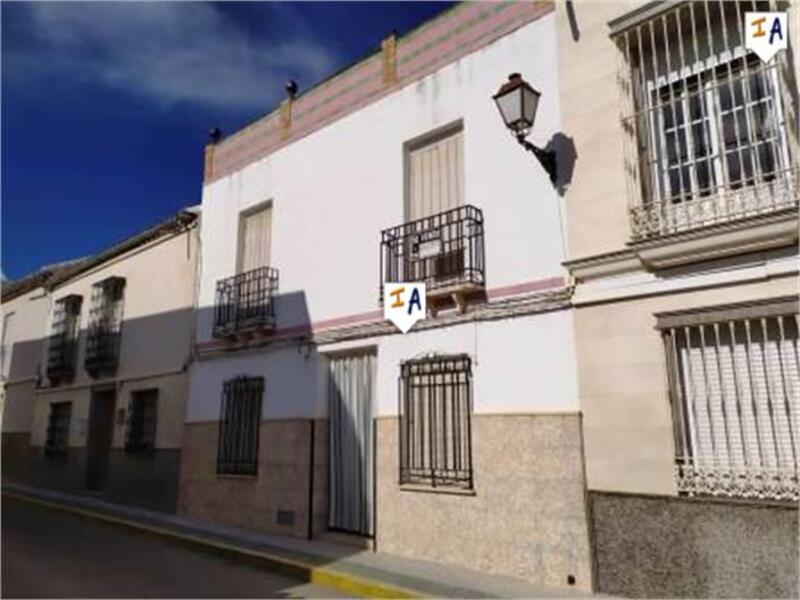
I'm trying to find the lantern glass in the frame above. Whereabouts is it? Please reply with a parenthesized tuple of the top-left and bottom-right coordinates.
(495, 87, 523, 132)
(521, 85, 539, 131)
(493, 74, 541, 135)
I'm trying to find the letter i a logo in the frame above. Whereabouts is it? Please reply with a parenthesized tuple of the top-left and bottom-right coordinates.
(384, 282, 427, 333)
(745, 12, 787, 63)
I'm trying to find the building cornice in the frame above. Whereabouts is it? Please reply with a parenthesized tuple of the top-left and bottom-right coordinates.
(564, 209, 799, 281)
(205, 2, 554, 184)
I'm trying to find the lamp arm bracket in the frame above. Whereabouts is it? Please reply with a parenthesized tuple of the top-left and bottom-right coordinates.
(516, 134, 558, 185)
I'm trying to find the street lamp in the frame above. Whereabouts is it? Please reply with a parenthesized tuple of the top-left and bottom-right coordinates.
(493, 73, 557, 184)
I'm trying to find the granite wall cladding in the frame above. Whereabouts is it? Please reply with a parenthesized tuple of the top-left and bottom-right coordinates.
(18, 446, 88, 493)
(590, 491, 799, 598)
(3, 438, 181, 513)
(104, 449, 181, 512)
(179, 419, 329, 539)
(1, 432, 31, 483)
(375, 413, 593, 592)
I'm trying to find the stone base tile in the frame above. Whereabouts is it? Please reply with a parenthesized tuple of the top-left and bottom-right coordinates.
(375, 413, 593, 592)
(590, 491, 799, 598)
(179, 419, 328, 539)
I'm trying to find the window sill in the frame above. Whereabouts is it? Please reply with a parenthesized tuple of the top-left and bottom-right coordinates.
(676, 493, 798, 509)
(216, 473, 258, 480)
(628, 208, 798, 270)
(398, 483, 475, 496)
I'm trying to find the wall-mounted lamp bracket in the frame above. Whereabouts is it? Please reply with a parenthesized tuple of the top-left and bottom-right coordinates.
(516, 134, 557, 185)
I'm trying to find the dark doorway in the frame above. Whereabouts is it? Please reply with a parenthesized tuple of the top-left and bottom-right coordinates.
(86, 387, 116, 491)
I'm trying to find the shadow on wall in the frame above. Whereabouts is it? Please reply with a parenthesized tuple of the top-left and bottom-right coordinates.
(0, 287, 375, 554)
(0, 287, 317, 507)
(545, 132, 578, 197)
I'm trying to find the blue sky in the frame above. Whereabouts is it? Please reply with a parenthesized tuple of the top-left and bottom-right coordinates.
(2, 1, 452, 280)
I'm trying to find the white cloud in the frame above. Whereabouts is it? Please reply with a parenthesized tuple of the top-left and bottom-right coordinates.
(7, 2, 338, 110)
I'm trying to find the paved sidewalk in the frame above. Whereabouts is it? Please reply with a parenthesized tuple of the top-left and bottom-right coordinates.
(2, 482, 591, 598)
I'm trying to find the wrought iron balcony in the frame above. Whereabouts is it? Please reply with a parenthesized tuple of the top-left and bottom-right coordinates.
(46, 334, 79, 383)
(380, 205, 485, 301)
(46, 294, 82, 384)
(84, 277, 125, 378)
(629, 171, 798, 240)
(84, 328, 121, 377)
(213, 266, 279, 338)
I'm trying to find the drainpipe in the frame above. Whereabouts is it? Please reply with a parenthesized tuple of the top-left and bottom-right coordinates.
(307, 418, 315, 540)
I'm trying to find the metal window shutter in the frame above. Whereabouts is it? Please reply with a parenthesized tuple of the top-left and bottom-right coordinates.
(676, 318, 799, 472)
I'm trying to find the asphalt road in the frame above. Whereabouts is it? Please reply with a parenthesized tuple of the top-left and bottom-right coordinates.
(1, 496, 350, 598)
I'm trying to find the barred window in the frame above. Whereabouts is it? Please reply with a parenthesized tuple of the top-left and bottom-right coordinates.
(47, 295, 82, 384)
(126, 389, 158, 453)
(659, 298, 799, 501)
(614, 1, 797, 239)
(399, 355, 473, 489)
(85, 277, 125, 377)
(45, 402, 72, 457)
(217, 376, 263, 475)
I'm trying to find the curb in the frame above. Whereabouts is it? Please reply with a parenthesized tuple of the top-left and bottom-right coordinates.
(3, 491, 419, 599)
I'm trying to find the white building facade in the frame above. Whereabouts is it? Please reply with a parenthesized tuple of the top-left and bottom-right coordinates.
(181, 2, 593, 590)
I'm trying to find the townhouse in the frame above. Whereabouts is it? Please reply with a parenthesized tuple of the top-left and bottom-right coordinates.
(2, 210, 199, 512)
(1, 262, 82, 481)
(557, 1, 798, 597)
(181, 2, 594, 591)
(2, 1, 796, 597)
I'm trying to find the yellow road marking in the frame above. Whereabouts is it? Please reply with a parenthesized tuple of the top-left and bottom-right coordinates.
(3, 491, 419, 599)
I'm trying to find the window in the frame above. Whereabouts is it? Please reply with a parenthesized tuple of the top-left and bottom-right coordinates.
(615, 1, 796, 238)
(1, 311, 14, 379)
(126, 389, 158, 453)
(85, 277, 125, 377)
(47, 295, 83, 384)
(381, 123, 483, 296)
(217, 376, 263, 475)
(238, 204, 272, 274)
(406, 124, 464, 221)
(659, 297, 799, 501)
(399, 355, 473, 489)
(45, 402, 72, 457)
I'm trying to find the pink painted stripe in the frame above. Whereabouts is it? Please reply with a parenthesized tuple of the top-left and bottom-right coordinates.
(398, 3, 534, 76)
(486, 276, 565, 301)
(196, 275, 565, 353)
(208, 2, 552, 182)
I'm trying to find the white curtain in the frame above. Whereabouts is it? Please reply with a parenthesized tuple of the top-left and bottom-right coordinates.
(328, 353, 375, 536)
(239, 207, 271, 272)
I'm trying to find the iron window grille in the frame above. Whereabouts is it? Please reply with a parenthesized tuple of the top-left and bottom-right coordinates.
(126, 389, 158, 454)
(45, 402, 72, 457)
(46, 295, 82, 384)
(399, 354, 473, 489)
(213, 266, 279, 338)
(85, 277, 125, 377)
(380, 205, 485, 299)
(659, 298, 799, 502)
(217, 376, 264, 475)
(613, 1, 798, 240)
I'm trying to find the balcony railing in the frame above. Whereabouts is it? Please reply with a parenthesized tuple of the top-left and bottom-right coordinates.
(630, 170, 798, 240)
(380, 205, 485, 298)
(84, 328, 121, 377)
(46, 334, 79, 383)
(213, 266, 279, 338)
